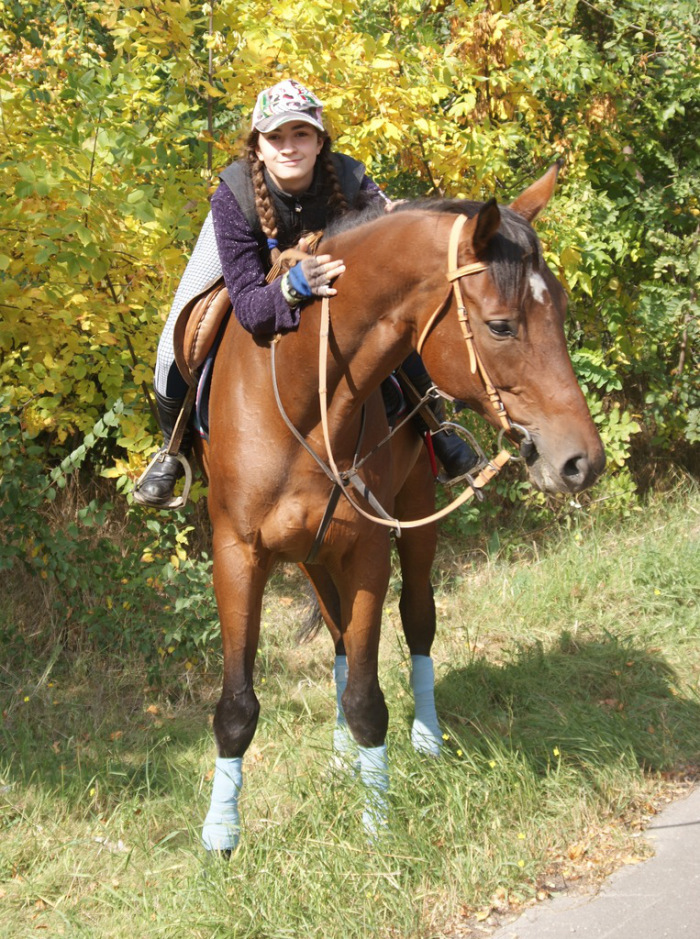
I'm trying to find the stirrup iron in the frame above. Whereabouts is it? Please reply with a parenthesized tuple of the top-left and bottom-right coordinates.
(133, 448, 194, 509)
(435, 421, 488, 492)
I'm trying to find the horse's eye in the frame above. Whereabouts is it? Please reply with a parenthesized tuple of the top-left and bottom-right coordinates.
(488, 320, 514, 337)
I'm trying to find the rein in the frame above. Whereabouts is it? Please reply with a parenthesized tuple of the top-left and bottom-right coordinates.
(317, 297, 510, 533)
(270, 342, 399, 528)
(315, 213, 521, 531)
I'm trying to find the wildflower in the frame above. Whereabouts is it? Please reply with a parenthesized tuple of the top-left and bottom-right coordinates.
(442, 733, 450, 741)
(553, 747, 560, 757)
(518, 859, 525, 868)
(456, 749, 463, 757)
(489, 760, 496, 768)
(517, 832, 526, 840)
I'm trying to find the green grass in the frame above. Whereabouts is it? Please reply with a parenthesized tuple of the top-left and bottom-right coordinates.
(1, 487, 699, 938)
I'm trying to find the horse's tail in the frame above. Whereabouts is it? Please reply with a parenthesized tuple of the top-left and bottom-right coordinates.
(295, 590, 325, 644)
(295, 564, 341, 644)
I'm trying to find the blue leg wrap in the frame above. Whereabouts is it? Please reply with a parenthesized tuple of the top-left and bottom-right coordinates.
(333, 655, 359, 770)
(359, 743, 389, 836)
(410, 655, 442, 756)
(201, 756, 243, 852)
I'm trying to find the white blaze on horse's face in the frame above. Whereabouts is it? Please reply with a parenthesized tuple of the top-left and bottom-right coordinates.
(528, 272, 549, 304)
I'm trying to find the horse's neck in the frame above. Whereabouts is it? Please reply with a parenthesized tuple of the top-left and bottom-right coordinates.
(326, 273, 449, 401)
(273, 215, 452, 423)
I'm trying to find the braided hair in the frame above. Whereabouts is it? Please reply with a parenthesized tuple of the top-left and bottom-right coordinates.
(318, 137, 349, 218)
(245, 130, 349, 262)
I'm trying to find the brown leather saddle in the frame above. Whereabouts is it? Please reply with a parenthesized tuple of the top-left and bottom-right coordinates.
(173, 278, 231, 388)
(172, 234, 323, 387)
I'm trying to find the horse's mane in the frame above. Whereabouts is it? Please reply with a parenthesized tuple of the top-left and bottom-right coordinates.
(324, 194, 544, 304)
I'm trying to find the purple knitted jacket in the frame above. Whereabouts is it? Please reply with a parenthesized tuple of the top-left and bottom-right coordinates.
(210, 172, 384, 336)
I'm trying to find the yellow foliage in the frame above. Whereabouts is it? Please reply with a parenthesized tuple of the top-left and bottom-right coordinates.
(0, 0, 620, 462)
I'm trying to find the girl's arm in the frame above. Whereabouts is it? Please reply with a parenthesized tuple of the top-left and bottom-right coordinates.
(210, 182, 302, 336)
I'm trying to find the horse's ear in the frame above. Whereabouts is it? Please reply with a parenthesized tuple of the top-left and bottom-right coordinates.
(509, 161, 562, 222)
(471, 198, 501, 255)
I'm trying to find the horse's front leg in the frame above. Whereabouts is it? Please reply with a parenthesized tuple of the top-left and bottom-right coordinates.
(395, 458, 442, 755)
(202, 533, 272, 853)
(333, 533, 392, 833)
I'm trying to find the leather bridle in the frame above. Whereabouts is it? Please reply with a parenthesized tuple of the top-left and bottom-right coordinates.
(418, 213, 512, 434)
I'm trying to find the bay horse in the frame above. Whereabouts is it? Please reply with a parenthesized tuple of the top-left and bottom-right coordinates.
(200, 164, 605, 850)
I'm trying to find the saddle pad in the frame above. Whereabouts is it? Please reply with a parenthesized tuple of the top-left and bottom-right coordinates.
(173, 278, 232, 386)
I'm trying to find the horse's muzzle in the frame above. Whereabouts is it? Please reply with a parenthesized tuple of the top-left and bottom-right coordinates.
(522, 432, 606, 494)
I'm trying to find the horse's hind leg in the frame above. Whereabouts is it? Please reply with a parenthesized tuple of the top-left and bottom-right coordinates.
(329, 534, 392, 832)
(394, 457, 442, 755)
(300, 563, 357, 766)
(202, 534, 273, 853)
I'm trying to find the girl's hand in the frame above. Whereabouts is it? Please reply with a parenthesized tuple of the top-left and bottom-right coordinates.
(385, 199, 408, 212)
(298, 254, 346, 297)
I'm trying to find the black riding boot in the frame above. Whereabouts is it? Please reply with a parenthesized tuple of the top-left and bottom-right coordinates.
(134, 390, 194, 507)
(399, 358, 481, 480)
(430, 418, 480, 479)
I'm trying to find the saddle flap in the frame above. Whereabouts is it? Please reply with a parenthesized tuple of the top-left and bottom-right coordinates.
(173, 278, 232, 386)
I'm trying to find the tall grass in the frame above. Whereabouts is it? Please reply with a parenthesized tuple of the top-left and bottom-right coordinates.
(1, 487, 698, 938)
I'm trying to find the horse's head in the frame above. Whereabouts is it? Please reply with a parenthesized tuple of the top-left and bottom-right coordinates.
(419, 165, 605, 495)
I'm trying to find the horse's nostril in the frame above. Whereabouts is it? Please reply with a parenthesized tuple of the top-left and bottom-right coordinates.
(562, 454, 591, 487)
(563, 454, 585, 476)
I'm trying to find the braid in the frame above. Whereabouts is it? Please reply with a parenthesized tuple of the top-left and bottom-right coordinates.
(245, 131, 281, 262)
(319, 137, 350, 220)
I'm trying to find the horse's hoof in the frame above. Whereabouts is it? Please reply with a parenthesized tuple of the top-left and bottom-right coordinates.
(201, 823, 239, 854)
(362, 803, 390, 843)
(411, 722, 443, 757)
(327, 752, 361, 783)
(205, 847, 232, 861)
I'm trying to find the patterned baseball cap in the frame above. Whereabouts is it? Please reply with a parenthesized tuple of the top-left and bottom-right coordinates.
(252, 79, 325, 133)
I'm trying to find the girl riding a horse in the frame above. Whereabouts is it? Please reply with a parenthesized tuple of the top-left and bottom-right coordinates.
(134, 78, 479, 508)
(132, 80, 604, 853)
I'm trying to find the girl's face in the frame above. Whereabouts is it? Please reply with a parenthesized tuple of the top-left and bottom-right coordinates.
(255, 121, 324, 195)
